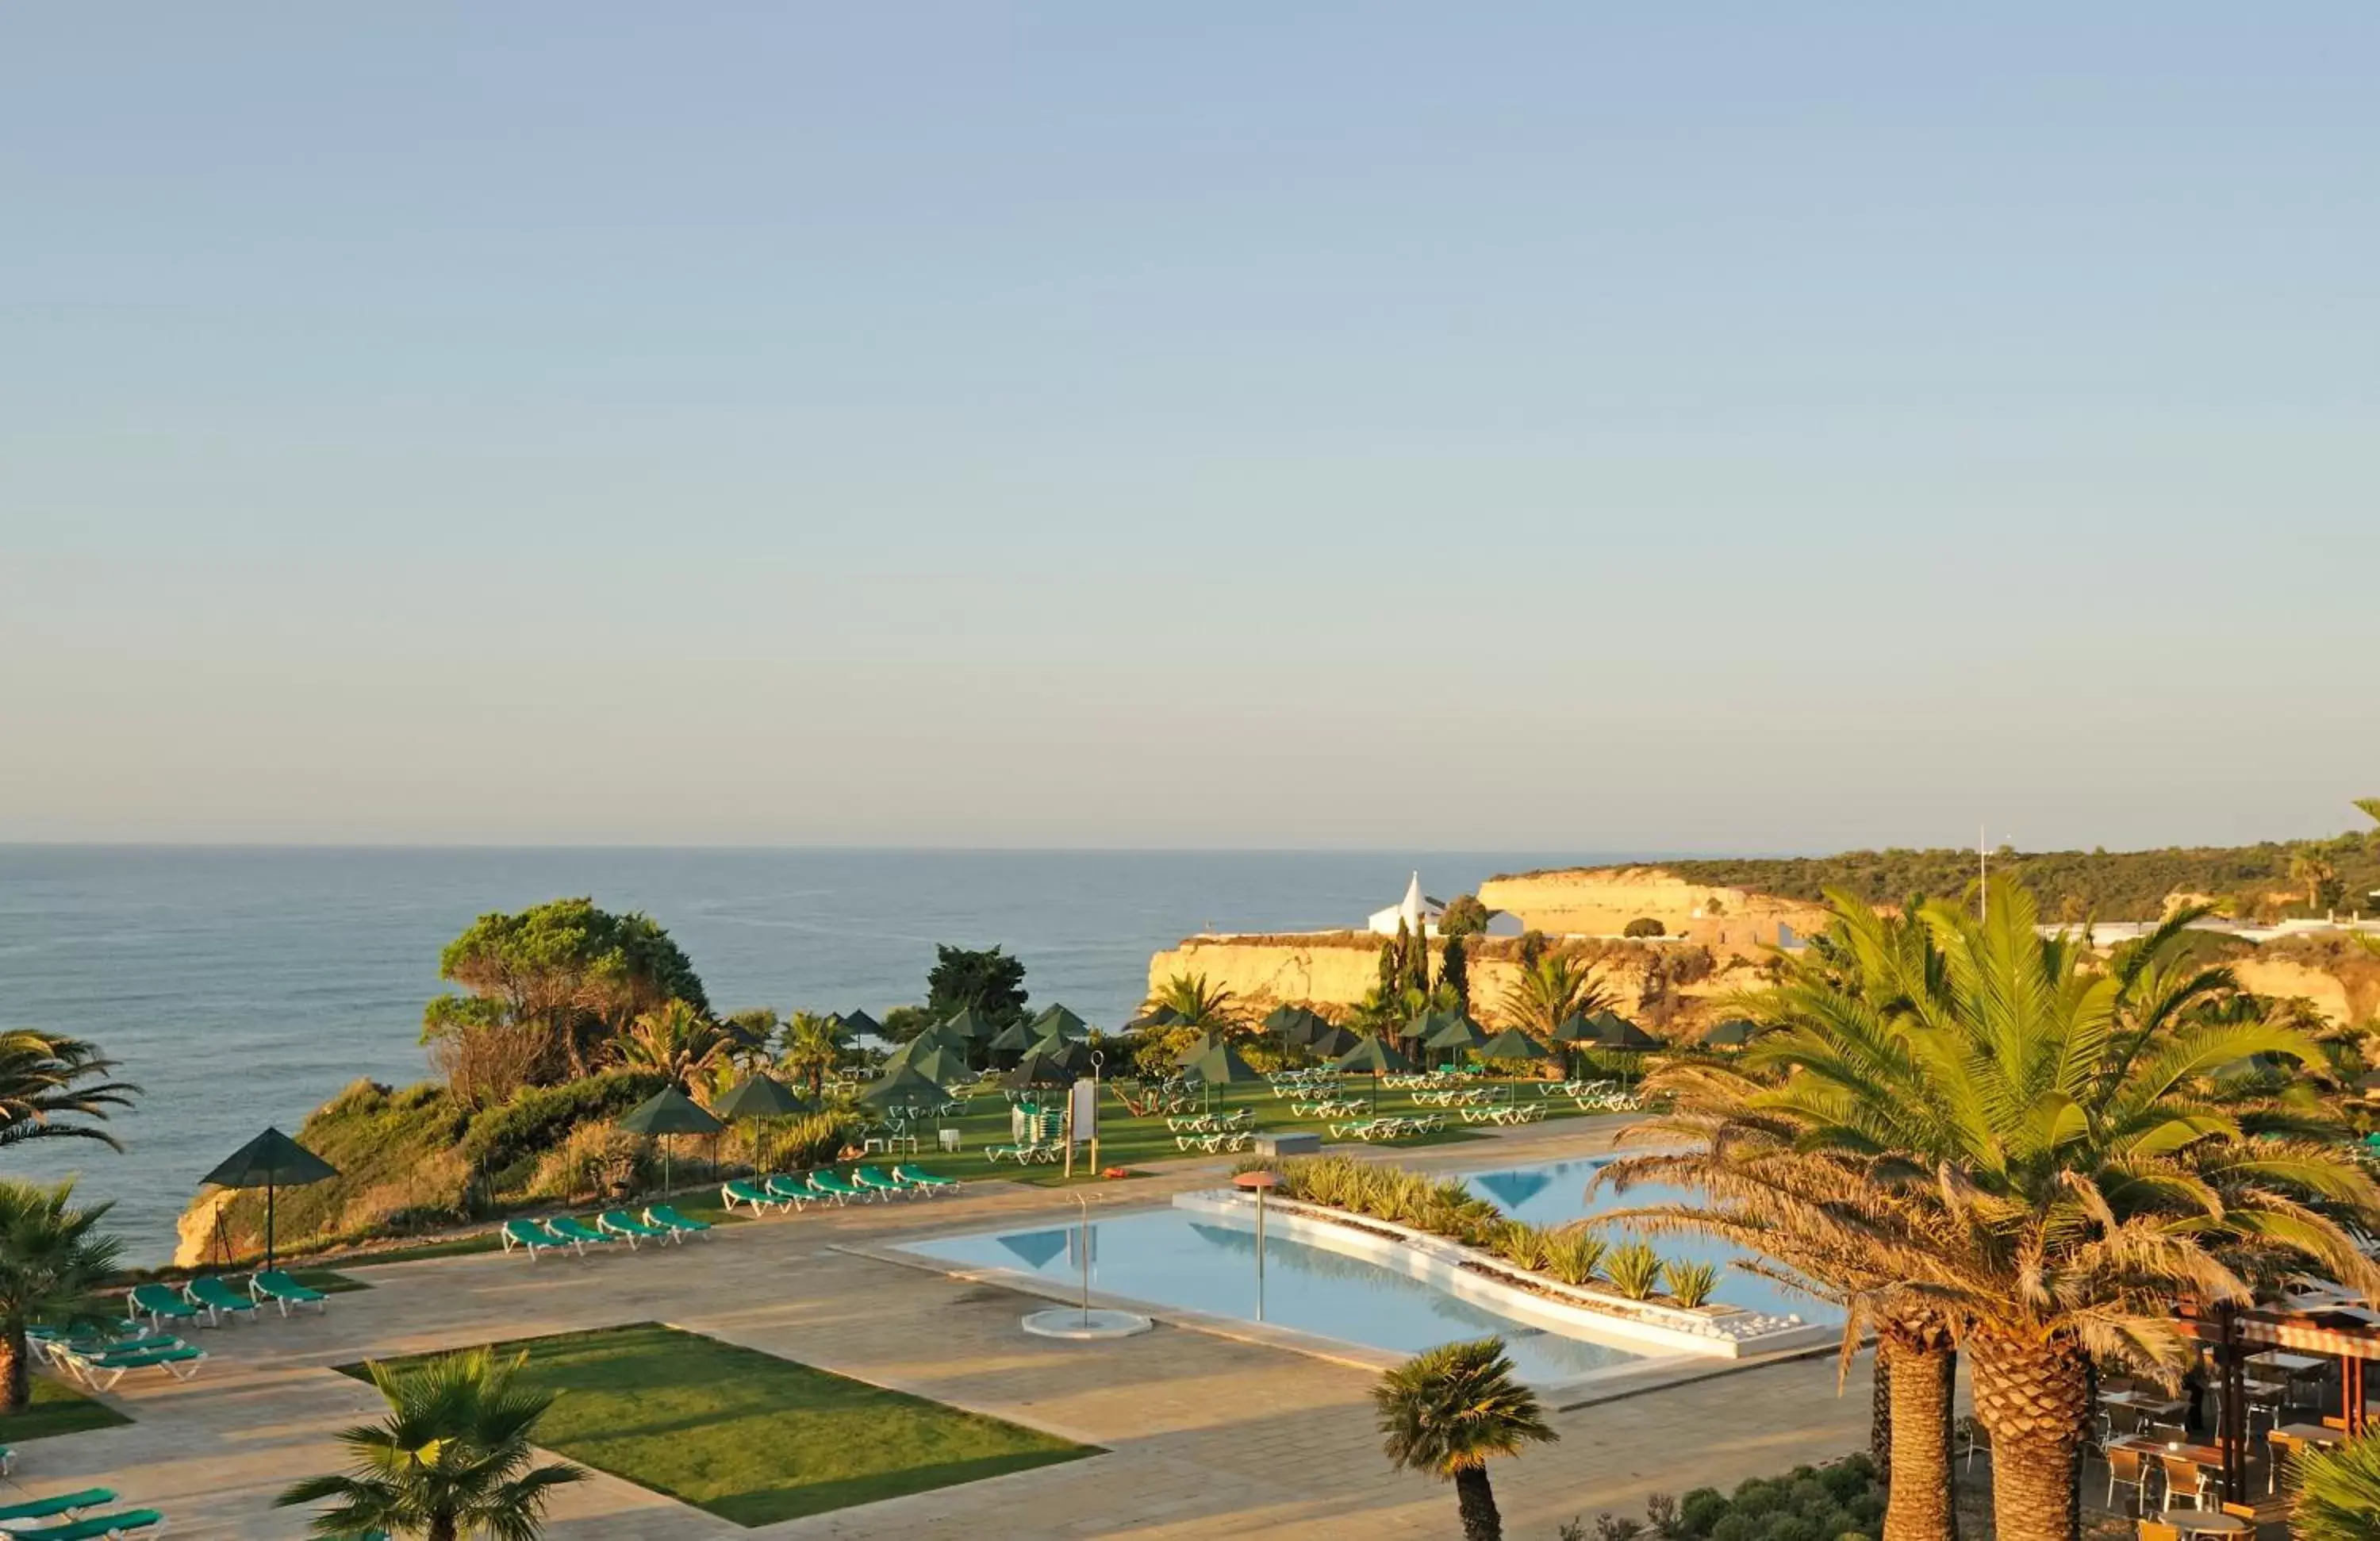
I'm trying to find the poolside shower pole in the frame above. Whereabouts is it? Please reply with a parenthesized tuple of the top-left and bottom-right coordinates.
(1072, 1190, 1092, 1325)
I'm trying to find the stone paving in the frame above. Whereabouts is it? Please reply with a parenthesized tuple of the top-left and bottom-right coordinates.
(10, 1120, 1869, 1538)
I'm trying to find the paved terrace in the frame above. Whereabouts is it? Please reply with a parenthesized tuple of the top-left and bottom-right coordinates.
(24, 1120, 1871, 1539)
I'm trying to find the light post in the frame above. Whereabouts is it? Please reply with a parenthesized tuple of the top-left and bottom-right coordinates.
(1233, 1169, 1281, 1322)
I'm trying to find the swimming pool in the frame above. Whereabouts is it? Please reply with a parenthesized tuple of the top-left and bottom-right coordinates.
(904, 1204, 1654, 1385)
(1462, 1155, 1842, 1328)
(906, 1155, 1836, 1384)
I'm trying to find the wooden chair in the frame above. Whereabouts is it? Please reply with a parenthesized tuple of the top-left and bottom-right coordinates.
(2137, 1522, 2182, 1541)
(2106, 1445, 2153, 1514)
(2157, 1454, 2210, 1510)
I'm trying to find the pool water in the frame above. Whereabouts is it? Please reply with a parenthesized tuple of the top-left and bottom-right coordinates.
(1463, 1156, 1842, 1328)
(907, 1205, 1653, 1385)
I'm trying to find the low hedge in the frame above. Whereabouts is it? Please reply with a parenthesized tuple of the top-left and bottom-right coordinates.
(1568, 1454, 1883, 1541)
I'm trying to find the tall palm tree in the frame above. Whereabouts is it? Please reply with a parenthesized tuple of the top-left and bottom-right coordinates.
(1621, 882, 2380, 1541)
(2290, 851, 2339, 911)
(778, 1011, 846, 1097)
(0, 1030, 137, 1150)
(1373, 1336, 1556, 1541)
(1497, 955, 1611, 1037)
(0, 1179, 123, 1412)
(2286, 1428, 2380, 1541)
(1145, 974, 1243, 1032)
(608, 998, 728, 1091)
(277, 1347, 585, 1541)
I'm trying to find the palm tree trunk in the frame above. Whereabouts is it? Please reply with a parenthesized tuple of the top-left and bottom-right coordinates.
(1872, 1333, 1895, 1480)
(428, 1512, 459, 1541)
(1879, 1324, 1960, 1541)
(1453, 1466, 1502, 1541)
(0, 1328, 26, 1415)
(1969, 1325, 2090, 1541)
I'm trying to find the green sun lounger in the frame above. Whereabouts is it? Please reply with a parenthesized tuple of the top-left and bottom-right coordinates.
(762, 1174, 819, 1209)
(597, 1210, 670, 1247)
(892, 1163, 958, 1193)
(0, 1491, 115, 1525)
(643, 1204, 710, 1237)
(250, 1269, 328, 1316)
(805, 1170, 861, 1204)
(62, 1343, 206, 1390)
(40, 1333, 177, 1368)
(182, 1275, 257, 1325)
(850, 1165, 909, 1199)
(499, 1218, 566, 1259)
(543, 1216, 613, 1253)
(2, 1506, 167, 1540)
(720, 1178, 785, 1215)
(126, 1285, 200, 1330)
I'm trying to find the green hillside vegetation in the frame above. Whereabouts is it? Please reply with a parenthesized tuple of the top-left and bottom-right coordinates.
(1503, 804, 2380, 922)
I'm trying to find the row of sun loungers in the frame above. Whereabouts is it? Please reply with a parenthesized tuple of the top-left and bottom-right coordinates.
(1572, 1087, 1642, 1113)
(1165, 1109, 1253, 1134)
(1460, 1103, 1549, 1126)
(1290, 1097, 1365, 1117)
(500, 1205, 712, 1259)
(718, 1166, 959, 1216)
(0, 1483, 168, 1539)
(1174, 1130, 1255, 1153)
(985, 1139, 1064, 1163)
(1328, 1114, 1448, 1141)
(126, 1270, 325, 1334)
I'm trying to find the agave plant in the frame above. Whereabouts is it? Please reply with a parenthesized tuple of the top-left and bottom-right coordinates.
(1603, 1240, 1664, 1301)
(1543, 1228, 1606, 1288)
(1662, 1259, 1721, 1309)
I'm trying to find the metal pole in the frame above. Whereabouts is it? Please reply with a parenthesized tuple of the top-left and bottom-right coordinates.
(1073, 1191, 1091, 1324)
(1255, 1186, 1266, 1322)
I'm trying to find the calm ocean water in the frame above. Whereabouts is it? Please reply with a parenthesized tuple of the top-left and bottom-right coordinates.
(0, 847, 1627, 1261)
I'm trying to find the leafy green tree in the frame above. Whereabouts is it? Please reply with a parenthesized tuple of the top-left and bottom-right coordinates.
(277, 1347, 585, 1541)
(2287, 1428, 2380, 1541)
(1623, 882, 2380, 1541)
(1439, 894, 1491, 938)
(2292, 851, 2340, 911)
(777, 1011, 846, 1095)
(1440, 935, 1470, 1010)
(1374, 1337, 1556, 1541)
(424, 899, 708, 1082)
(877, 1005, 941, 1044)
(0, 1179, 123, 1412)
(0, 1030, 137, 1151)
(1376, 934, 1401, 994)
(924, 945, 1028, 1028)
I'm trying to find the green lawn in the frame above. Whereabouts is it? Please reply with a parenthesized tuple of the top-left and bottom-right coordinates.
(347, 1324, 1095, 1526)
(916, 1077, 1603, 1184)
(2, 1377, 133, 1442)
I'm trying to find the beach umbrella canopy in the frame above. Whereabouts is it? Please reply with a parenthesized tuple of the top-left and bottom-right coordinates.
(1307, 1024, 1359, 1059)
(1477, 1027, 1550, 1065)
(1031, 1004, 1090, 1041)
(1424, 1013, 1490, 1052)
(940, 1005, 997, 1042)
(1032, 1038, 1090, 1076)
(714, 1073, 804, 1120)
(1187, 1042, 1262, 1088)
(1588, 1011, 1662, 1051)
(1334, 1035, 1414, 1076)
(1702, 1019, 1761, 1050)
(202, 1128, 338, 1272)
(904, 1042, 973, 1086)
(1263, 1005, 1330, 1046)
(858, 1065, 951, 1113)
(1407, 1008, 1461, 1046)
(986, 1020, 1036, 1059)
(1174, 1032, 1223, 1069)
(618, 1086, 724, 1194)
(839, 1009, 883, 1040)
(1126, 1003, 1184, 1031)
(1549, 1013, 1598, 1045)
(1002, 1051, 1072, 1090)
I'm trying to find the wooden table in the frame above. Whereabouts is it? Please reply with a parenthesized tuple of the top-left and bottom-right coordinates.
(2152, 1511, 2246, 1536)
(2103, 1389, 2189, 1422)
(2113, 1435, 2223, 1466)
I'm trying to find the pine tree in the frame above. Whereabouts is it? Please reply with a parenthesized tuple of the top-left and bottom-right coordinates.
(1403, 923, 1432, 996)
(1441, 935, 1469, 1009)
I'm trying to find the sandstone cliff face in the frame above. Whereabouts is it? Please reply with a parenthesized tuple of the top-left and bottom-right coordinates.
(1478, 867, 1832, 957)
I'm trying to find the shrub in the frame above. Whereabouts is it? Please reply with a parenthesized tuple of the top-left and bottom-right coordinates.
(527, 1122, 652, 1201)
(1664, 1259, 1721, 1308)
(459, 1070, 665, 1182)
(770, 1111, 863, 1170)
(1545, 1228, 1607, 1286)
(1605, 1240, 1665, 1300)
(1624, 917, 1666, 938)
(1677, 1488, 1730, 1538)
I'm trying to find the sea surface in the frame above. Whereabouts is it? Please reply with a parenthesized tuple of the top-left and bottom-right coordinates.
(0, 846, 1633, 1261)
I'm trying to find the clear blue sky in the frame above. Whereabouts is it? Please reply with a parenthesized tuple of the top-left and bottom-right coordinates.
(5, 5, 2374, 852)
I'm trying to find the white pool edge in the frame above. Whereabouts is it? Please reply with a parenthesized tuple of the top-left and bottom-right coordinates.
(1173, 1189, 1840, 1361)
